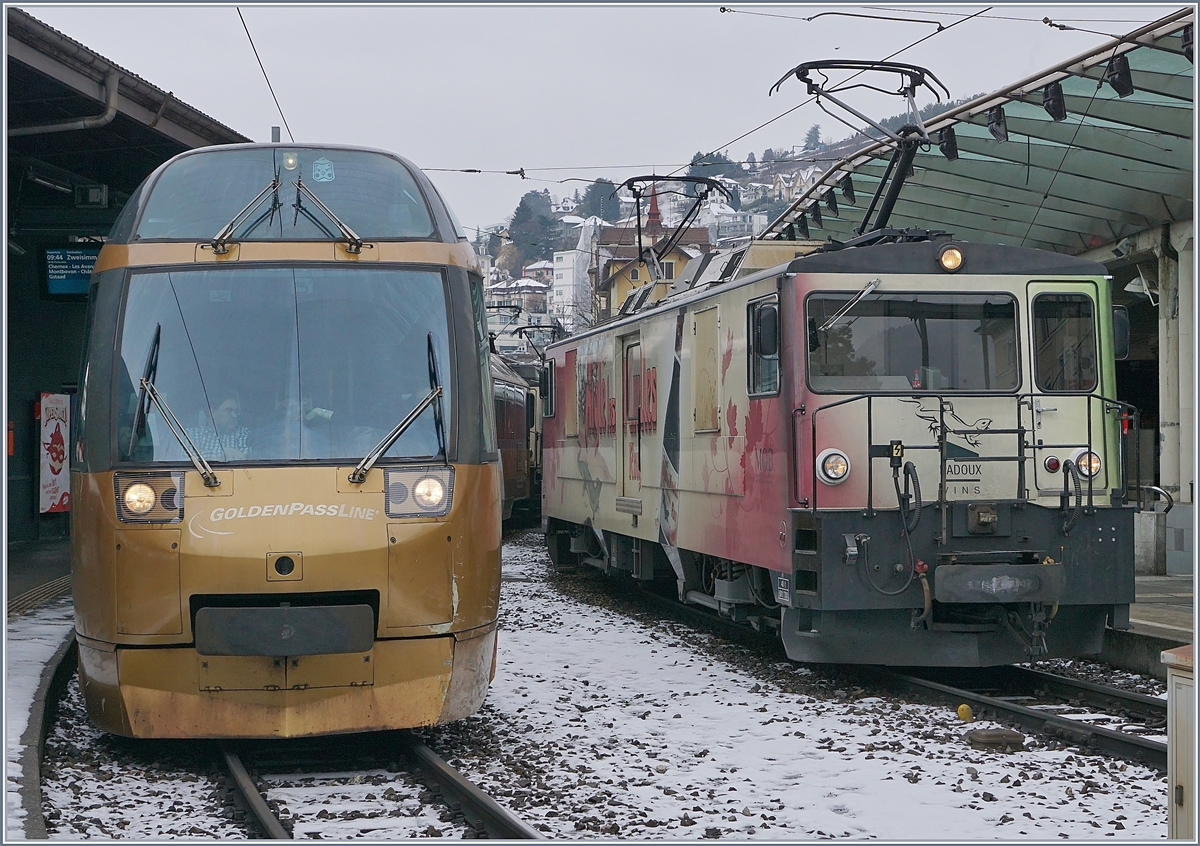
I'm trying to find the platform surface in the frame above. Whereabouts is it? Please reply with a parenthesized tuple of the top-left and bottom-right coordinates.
(1129, 574, 1194, 642)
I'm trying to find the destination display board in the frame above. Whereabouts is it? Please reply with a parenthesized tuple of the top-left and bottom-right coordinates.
(43, 245, 100, 297)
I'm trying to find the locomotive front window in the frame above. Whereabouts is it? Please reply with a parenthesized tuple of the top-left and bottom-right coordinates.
(135, 148, 435, 242)
(1032, 293, 1097, 392)
(807, 293, 1019, 393)
(116, 266, 452, 464)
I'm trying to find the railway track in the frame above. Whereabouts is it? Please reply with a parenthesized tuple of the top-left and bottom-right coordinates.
(609, 574, 1168, 770)
(219, 734, 540, 839)
(877, 666, 1167, 772)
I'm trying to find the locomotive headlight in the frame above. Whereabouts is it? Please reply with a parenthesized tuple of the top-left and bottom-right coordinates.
(281, 151, 300, 170)
(123, 482, 156, 514)
(413, 476, 446, 509)
(385, 467, 454, 518)
(937, 244, 964, 272)
(817, 448, 851, 485)
(1072, 449, 1103, 478)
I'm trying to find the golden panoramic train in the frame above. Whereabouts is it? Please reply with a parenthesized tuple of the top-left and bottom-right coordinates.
(70, 144, 502, 738)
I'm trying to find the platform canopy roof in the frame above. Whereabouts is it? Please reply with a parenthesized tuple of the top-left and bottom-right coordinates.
(761, 8, 1194, 254)
(7, 7, 251, 238)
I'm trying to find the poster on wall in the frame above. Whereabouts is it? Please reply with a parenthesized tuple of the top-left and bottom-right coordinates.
(39, 392, 70, 513)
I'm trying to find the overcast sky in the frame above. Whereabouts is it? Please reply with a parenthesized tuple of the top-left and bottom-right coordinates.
(19, 3, 1178, 235)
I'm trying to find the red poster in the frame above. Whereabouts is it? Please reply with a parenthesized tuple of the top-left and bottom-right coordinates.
(39, 392, 70, 513)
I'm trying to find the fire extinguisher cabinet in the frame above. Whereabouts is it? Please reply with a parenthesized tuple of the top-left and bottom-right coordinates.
(1162, 645, 1194, 840)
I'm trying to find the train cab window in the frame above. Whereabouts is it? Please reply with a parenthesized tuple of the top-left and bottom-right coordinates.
(116, 266, 453, 464)
(134, 147, 435, 242)
(1033, 293, 1097, 392)
(807, 293, 1018, 393)
(748, 296, 780, 396)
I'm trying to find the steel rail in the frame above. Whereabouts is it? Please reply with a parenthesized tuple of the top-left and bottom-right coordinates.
(219, 744, 291, 840)
(609, 577, 1168, 770)
(876, 669, 1166, 771)
(399, 733, 544, 839)
(1001, 665, 1167, 723)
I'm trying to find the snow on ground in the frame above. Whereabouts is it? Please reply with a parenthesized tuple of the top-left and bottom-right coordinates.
(422, 532, 1169, 840)
(40, 677, 241, 839)
(5, 596, 75, 840)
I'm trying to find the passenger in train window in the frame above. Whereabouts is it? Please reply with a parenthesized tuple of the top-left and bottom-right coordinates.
(188, 391, 252, 461)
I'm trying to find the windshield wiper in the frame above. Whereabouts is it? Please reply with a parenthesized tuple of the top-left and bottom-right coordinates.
(128, 324, 161, 458)
(211, 174, 281, 254)
(293, 176, 363, 254)
(348, 333, 445, 484)
(138, 378, 221, 487)
(819, 277, 881, 332)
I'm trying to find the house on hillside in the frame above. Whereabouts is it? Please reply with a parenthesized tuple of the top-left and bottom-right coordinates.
(523, 260, 555, 283)
(594, 189, 710, 319)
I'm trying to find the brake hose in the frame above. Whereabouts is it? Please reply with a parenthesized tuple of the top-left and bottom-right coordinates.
(1061, 459, 1082, 534)
(864, 469, 919, 597)
(902, 461, 922, 533)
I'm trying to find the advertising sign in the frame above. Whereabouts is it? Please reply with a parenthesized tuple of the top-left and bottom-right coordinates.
(39, 393, 70, 513)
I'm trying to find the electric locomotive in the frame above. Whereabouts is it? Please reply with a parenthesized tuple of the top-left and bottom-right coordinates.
(70, 144, 502, 737)
(542, 62, 1140, 667)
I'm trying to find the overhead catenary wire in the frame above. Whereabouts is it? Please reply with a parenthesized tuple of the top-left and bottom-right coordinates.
(237, 7, 294, 143)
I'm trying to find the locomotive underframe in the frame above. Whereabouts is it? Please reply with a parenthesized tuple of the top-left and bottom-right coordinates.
(548, 496, 1135, 667)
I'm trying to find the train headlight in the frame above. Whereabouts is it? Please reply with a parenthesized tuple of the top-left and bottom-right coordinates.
(114, 472, 186, 523)
(281, 151, 300, 170)
(1072, 449, 1103, 478)
(817, 448, 851, 485)
(123, 483, 156, 514)
(385, 467, 454, 518)
(937, 244, 964, 272)
(413, 476, 445, 509)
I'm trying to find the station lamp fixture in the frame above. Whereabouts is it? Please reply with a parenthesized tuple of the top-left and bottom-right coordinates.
(809, 200, 823, 228)
(987, 105, 1009, 142)
(1042, 81, 1067, 121)
(840, 173, 856, 205)
(796, 212, 811, 240)
(937, 126, 959, 161)
(1183, 24, 1193, 64)
(1105, 54, 1135, 97)
(824, 188, 839, 217)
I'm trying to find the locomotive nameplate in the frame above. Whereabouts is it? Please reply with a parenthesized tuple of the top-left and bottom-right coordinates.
(934, 563, 1065, 604)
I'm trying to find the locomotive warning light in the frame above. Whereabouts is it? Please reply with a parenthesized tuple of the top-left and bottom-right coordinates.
(1044, 455, 1061, 473)
(937, 244, 964, 272)
(123, 482, 156, 515)
(1072, 449, 1103, 478)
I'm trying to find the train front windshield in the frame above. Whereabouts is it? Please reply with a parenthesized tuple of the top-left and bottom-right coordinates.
(116, 266, 452, 463)
(807, 293, 1019, 393)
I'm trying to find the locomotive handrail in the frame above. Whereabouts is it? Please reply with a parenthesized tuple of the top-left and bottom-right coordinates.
(802, 390, 1141, 517)
(1140, 485, 1174, 514)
